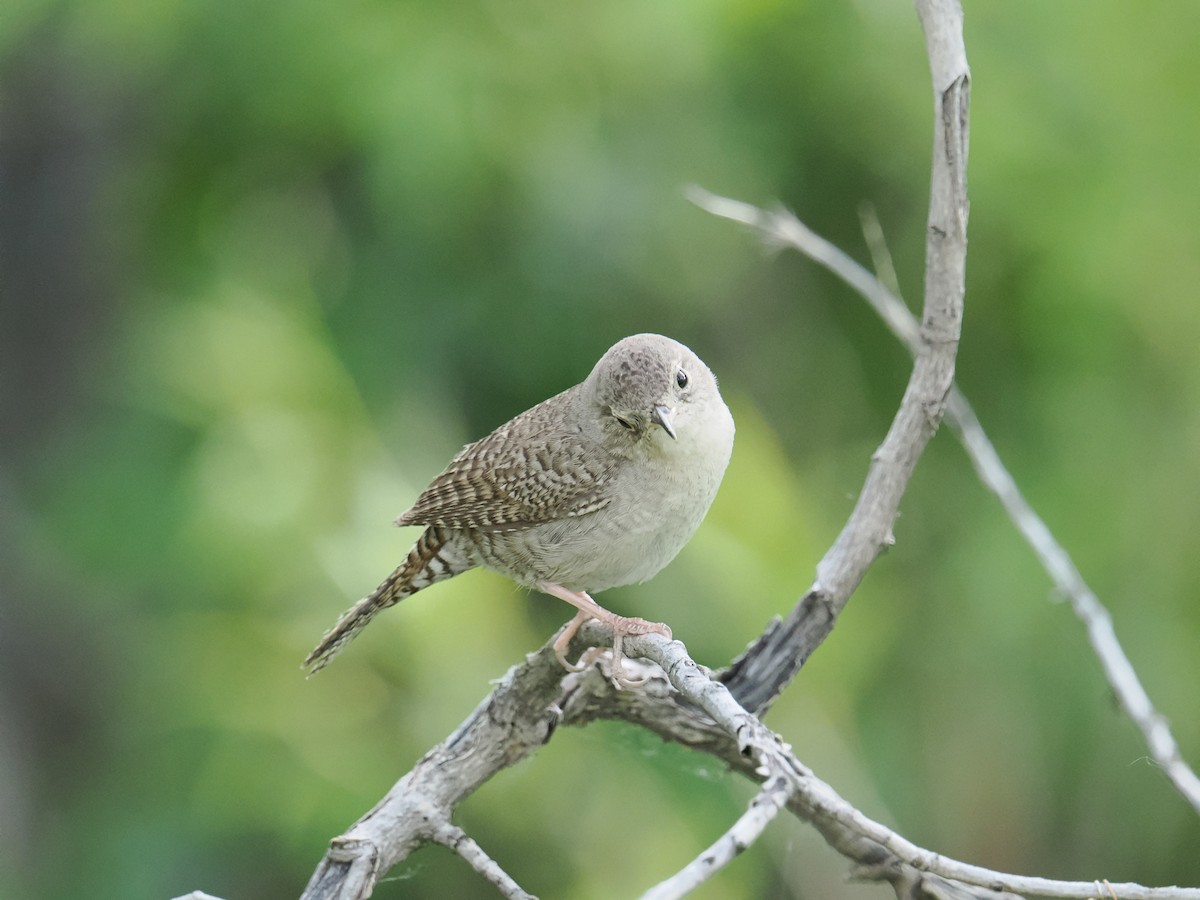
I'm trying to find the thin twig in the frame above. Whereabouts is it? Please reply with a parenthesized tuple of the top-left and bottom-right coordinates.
(689, 189, 924, 354)
(948, 388, 1200, 816)
(858, 198, 1200, 816)
(781, 762, 1200, 900)
(639, 774, 791, 900)
(858, 201, 903, 298)
(430, 823, 536, 900)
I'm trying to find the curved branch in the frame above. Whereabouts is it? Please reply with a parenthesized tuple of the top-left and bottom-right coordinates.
(687, 173, 1200, 822)
(640, 774, 792, 900)
(709, 0, 970, 714)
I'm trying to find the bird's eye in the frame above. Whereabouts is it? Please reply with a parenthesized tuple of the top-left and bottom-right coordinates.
(676, 369, 689, 389)
(614, 412, 637, 431)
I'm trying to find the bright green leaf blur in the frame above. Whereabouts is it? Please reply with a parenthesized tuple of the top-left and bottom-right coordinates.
(2, 1, 1198, 898)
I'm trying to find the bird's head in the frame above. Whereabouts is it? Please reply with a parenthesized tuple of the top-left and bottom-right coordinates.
(583, 333, 733, 460)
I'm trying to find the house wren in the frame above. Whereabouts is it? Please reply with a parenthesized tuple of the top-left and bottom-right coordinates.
(304, 333, 735, 685)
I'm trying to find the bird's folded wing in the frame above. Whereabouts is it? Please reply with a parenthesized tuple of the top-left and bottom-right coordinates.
(395, 401, 613, 532)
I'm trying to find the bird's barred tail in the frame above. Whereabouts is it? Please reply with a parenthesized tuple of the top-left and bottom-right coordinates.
(303, 526, 466, 675)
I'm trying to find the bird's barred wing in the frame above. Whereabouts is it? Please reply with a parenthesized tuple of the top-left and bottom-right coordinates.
(395, 400, 613, 532)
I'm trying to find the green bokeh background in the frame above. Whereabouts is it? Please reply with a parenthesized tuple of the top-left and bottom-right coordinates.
(3, 1, 1199, 897)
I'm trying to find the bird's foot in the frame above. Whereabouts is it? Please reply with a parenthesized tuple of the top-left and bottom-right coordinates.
(608, 616, 671, 688)
(539, 581, 671, 689)
(609, 615, 672, 641)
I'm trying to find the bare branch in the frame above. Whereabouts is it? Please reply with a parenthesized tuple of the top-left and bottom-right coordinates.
(429, 823, 535, 900)
(689, 189, 923, 352)
(686, 0, 1198, 813)
(704, 0, 970, 715)
(782, 765, 1200, 900)
(947, 390, 1200, 815)
(684, 187, 1200, 820)
(640, 775, 791, 900)
(869, 166, 1200, 820)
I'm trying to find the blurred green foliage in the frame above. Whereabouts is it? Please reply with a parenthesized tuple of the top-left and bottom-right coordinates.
(2, 0, 1199, 897)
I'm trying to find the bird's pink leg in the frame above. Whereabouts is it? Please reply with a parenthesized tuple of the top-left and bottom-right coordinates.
(551, 609, 594, 672)
(538, 581, 672, 688)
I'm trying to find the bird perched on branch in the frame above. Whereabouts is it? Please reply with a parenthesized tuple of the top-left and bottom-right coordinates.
(304, 333, 735, 687)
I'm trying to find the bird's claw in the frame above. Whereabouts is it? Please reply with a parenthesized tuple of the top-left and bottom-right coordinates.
(610, 614, 672, 641)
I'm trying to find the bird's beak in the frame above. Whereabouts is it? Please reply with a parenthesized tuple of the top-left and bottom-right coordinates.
(651, 404, 677, 440)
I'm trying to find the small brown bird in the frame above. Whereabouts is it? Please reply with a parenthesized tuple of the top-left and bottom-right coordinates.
(304, 333, 734, 685)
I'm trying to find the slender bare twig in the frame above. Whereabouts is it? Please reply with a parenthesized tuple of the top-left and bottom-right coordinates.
(639, 774, 791, 900)
(856, 200, 1200, 812)
(429, 824, 535, 900)
(948, 390, 1200, 816)
(298, 647, 571, 900)
(780, 760, 1200, 900)
(687, 190, 925, 358)
(858, 202, 903, 298)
